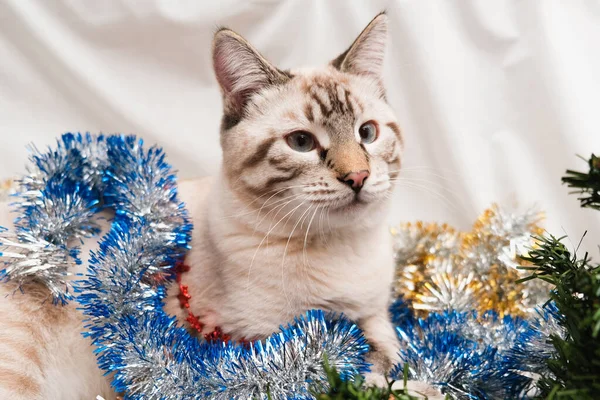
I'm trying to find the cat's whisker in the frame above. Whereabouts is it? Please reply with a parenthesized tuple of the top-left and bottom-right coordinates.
(246, 198, 307, 291)
(248, 197, 302, 262)
(393, 180, 453, 204)
(387, 171, 462, 190)
(390, 175, 470, 206)
(221, 194, 295, 221)
(326, 203, 333, 235)
(249, 184, 310, 208)
(394, 165, 463, 176)
(220, 185, 309, 220)
(318, 205, 328, 244)
(298, 206, 316, 256)
(282, 205, 313, 264)
(302, 205, 320, 268)
(389, 165, 463, 177)
(392, 180, 469, 216)
(251, 191, 306, 226)
(390, 176, 462, 194)
(298, 207, 319, 283)
(251, 193, 307, 237)
(280, 203, 313, 309)
(242, 191, 305, 235)
(391, 170, 462, 186)
(303, 192, 354, 207)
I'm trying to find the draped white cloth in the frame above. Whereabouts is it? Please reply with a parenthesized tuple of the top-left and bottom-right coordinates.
(1, 0, 599, 254)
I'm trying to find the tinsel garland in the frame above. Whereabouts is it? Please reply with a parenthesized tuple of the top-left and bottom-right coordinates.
(0, 134, 368, 399)
(0, 134, 104, 303)
(0, 133, 563, 399)
(392, 205, 550, 317)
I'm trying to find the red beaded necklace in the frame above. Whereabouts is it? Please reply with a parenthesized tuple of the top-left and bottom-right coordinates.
(174, 262, 232, 342)
(174, 262, 253, 345)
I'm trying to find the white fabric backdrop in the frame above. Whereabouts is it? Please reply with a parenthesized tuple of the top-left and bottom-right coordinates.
(1, 0, 600, 254)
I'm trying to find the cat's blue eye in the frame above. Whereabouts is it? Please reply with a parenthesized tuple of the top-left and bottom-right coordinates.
(286, 131, 316, 152)
(359, 121, 378, 144)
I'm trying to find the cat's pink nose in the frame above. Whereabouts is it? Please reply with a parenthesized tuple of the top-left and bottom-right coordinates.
(342, 170, 370, 193)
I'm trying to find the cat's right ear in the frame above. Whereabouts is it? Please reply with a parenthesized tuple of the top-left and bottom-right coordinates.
(330, 12, 388, 78)
(212, 28, 290, 118)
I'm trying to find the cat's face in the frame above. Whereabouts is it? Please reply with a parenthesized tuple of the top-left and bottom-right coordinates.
(213, 13, 402, 229)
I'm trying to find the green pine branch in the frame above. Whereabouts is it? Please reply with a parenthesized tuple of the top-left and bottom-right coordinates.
(516, 154, 600, 399)
(562, 154, 600, 210)
(311, 359, 424, 400)
(518, 234, 600, 398)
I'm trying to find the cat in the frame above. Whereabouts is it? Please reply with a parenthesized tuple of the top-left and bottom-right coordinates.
(163, 11, 404, 383)
(0, 12, 410, 399)
(0, 206, 115, 399)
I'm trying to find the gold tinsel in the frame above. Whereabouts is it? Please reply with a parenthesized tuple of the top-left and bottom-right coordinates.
(393, 204, 548, 318)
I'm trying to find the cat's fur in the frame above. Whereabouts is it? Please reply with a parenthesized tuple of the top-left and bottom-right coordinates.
(0, 12, 406, 399)
(164, 12, 403, 378)
(0, 207, 114, 399)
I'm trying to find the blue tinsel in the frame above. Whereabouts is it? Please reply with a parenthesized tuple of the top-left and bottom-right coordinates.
(0, 133, 560, 399)
(393, 310, 533, 399)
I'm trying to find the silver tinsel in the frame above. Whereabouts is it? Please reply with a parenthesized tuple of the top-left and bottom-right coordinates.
(507, 304, 565, 375)
(0, 228, 77, 302)
(0, 133, 564, 399)
(102, 311, 368, 400)
(15, 179, 100, 244)
(1, 134, 105, 302)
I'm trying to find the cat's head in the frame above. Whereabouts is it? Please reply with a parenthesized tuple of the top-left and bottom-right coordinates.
(213, 13, 402, 229)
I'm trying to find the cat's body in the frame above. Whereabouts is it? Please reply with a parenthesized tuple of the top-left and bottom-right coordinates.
(165, 177, 398, 350)
(163, 12, 403, 378)
(0, 12, 411, 399)
(0, 285, 111, 399)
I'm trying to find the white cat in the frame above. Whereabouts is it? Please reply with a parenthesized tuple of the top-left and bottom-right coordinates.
(163, 10, 403, 383)
(0, 12, 415, 399)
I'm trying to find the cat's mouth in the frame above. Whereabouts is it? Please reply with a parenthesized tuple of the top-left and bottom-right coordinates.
(342, 195, 368, 208)
(305, 184, 388, 211)
(309, 193, 370, 211)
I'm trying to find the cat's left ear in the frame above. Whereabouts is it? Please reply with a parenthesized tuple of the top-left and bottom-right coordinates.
(331, 12, 388, 77)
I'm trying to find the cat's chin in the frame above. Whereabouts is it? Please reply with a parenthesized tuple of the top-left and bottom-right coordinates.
(335, 197, 369, 212)
(324, 194, 389, 225)
(337, 190, 387, 210)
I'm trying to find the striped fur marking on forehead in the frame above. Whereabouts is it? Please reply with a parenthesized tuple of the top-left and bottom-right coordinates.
(302, 75, 366, 130)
